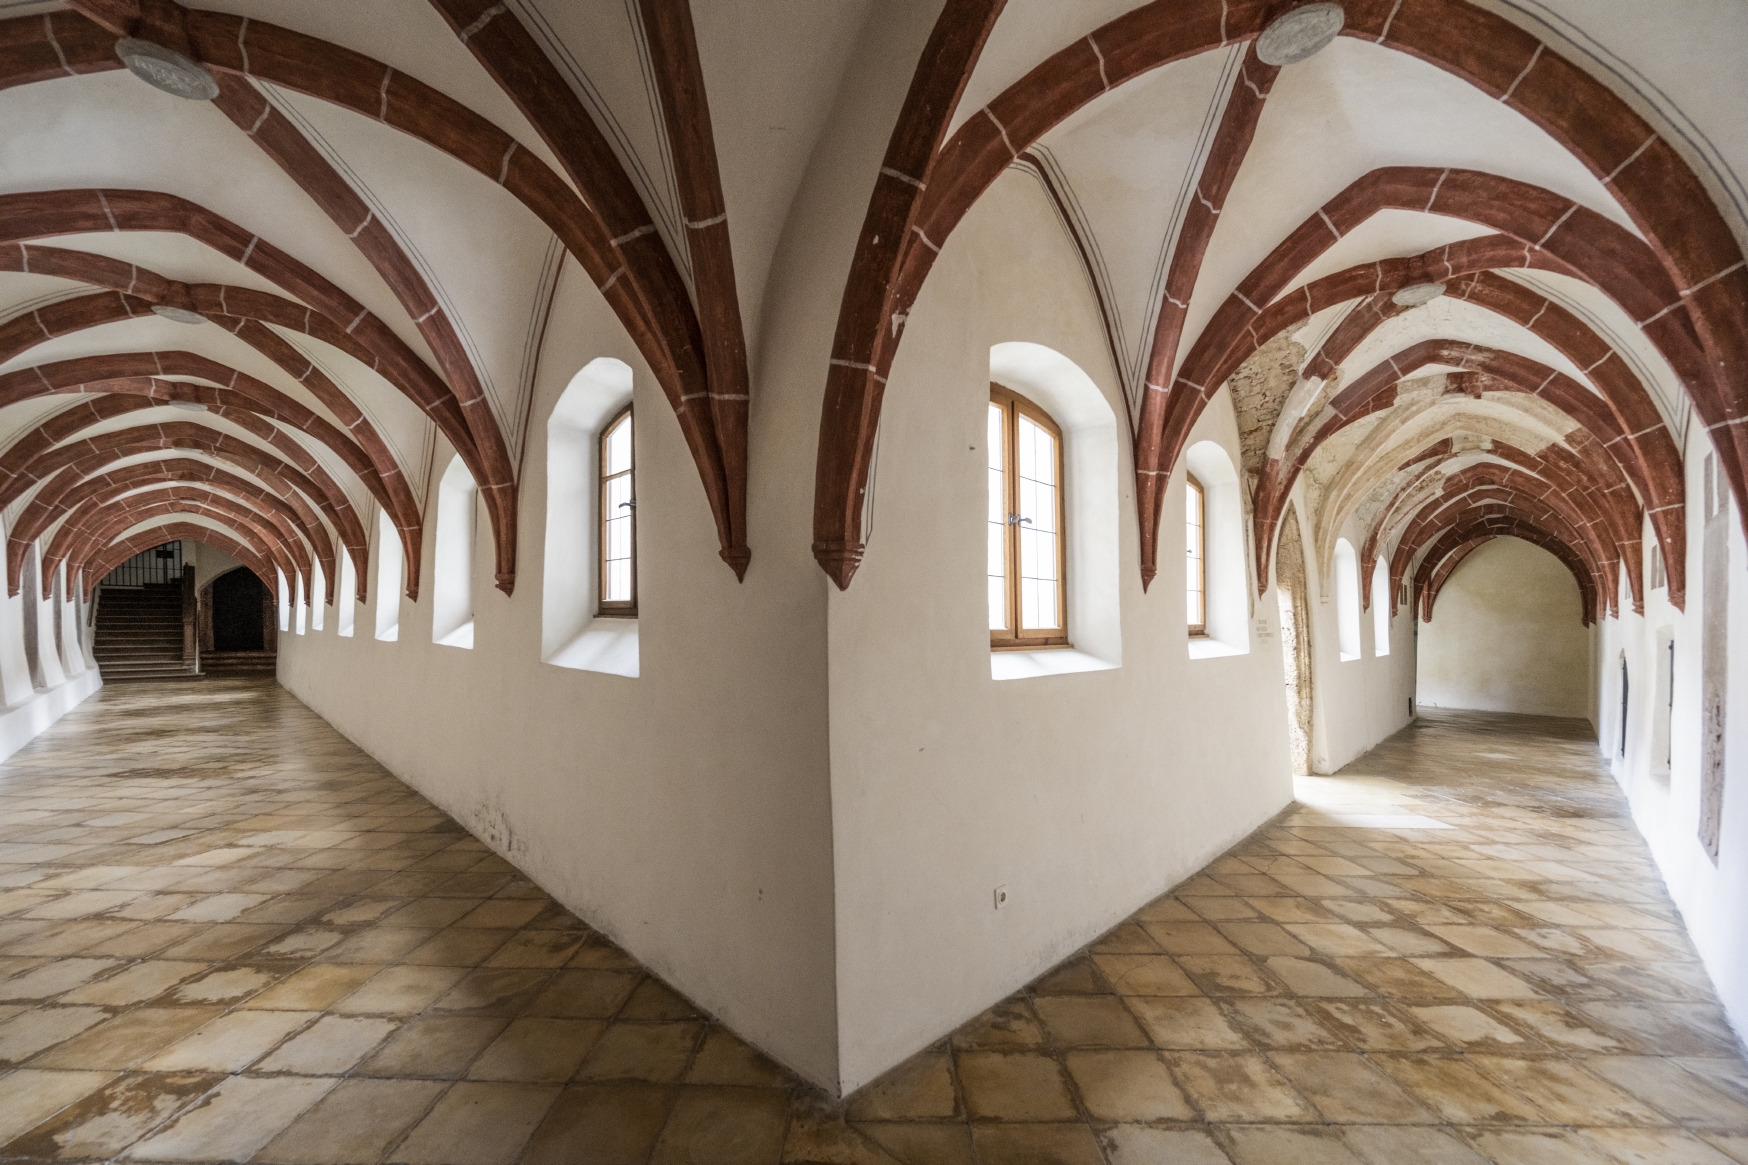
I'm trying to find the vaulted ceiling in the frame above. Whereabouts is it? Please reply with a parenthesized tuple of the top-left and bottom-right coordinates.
(1, 0, 1743, 625)
(813, 0, 1748, 629)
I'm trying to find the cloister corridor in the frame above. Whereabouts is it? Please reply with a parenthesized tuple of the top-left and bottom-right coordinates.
(0, 679, 1742, 1165)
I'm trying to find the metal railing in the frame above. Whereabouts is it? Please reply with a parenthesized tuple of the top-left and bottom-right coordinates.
(101, 541, 184, 588)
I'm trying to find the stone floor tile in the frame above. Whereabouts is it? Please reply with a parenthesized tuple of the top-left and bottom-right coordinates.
(1064, 1048, 1193, 1121)
(687, 1027, 793, 1087)
(1030, 993, 1149, 1047)
(1125, 996, 1250, 1049)
(573, 1019, 702, 1083)
(30, 1004, 222, 1069)
(1463, 1128, 1618, 1165)
(254, 1014, 401, 1074)
(1221, 999, 1345, 1049)
(955, 1049, 1078, 1120)
(1098, 1125, 1233, 1164)
(648, 1085, 789, 1165)
(331, 964, 469, 1015)
(255, 1077, 447, 1164)
(4, 682, 1745, 1160)
(356, 1015, 508, 1078)
(1578, 1126, 1742, 1165)
(0, 1004, 108, 1063)
(1373, 1053, 1548, 1123)
(465, 1017, 604, 1082)
(1341, 1125, 1488, 1164)
(969, 1122, 1106, 1163)
(0, 1066, 116, 1145)
(1163, 1052, 1318, 1122)
(386, 1080, 560, 1164)
(0, 1068, 223, 1159)
(1269, 1050, 1438, 1122)
(141, 1007, 315, 1071)
(1223, 1124, 1364, 1164)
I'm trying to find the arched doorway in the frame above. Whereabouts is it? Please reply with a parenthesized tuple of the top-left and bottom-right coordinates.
(212, 569, 266, 651)
(198, 567, 276, 674)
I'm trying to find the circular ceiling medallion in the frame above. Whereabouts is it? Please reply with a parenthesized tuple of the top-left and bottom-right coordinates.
(1392, 281, 1447, 307)
(115, 38, 219, 101)
(151, 304, 206, 325)
(1256, 3, 1346, 66)
(167, 400, 209, 412)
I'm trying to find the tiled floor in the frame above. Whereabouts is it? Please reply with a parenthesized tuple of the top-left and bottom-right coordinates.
(0, 685, 1744, 1164)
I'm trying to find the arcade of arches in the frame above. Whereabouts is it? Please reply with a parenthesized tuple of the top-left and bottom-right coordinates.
(0, 0, 1744, 1157)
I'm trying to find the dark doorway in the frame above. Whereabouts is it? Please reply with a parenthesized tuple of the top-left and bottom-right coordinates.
(213, 570, 267, 651)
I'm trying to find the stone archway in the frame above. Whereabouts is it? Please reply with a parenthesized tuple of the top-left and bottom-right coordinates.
(198, 566, 277, 667)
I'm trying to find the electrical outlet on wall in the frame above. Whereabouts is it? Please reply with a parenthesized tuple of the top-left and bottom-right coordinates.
(993, 885, 1008, 910)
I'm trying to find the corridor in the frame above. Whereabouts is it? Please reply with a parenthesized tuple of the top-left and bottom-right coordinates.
(0, 681, 1744, 1164)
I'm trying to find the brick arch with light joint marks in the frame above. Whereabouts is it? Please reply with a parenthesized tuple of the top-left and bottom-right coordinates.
(54, 494, 306, 600)
(0, 193, 472, 470)
(1253, 343, 1662, 606)
(1368, 448, 1636, 611)
(1361, 437, 1642, 615)
(1385, 464, 1623, 617)
(1255, 267, 1684, 602)
(86, 522, 276, 602)
(0, 357, 388, 576)
(816, 0, 1748, 590)
(42, 473, 330, 601)
(70, 497, 296, 591)
(0, 279, 421, 535)
(44, 471, 326, 590)
(1396, 493, 1610, 620)
(1167, 168, 1705, 598)
(2, 350, 385, 493)
(13, 431, 367, 599)
(425, 0, 750, 574)
(1410, 517, 1600, 626)
(14, 0, 752, 577)
(0, 398, 369, 595)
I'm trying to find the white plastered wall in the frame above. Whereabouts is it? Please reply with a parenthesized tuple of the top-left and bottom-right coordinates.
(825, 172, 1297, 1092)
(1288, 487, 1417, 775)
(1417, 537, 1593, 718)
(275, 252, 840, 1089)
(1597, 415, 1748, 1042)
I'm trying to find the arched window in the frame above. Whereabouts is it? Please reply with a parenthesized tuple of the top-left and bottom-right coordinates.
(432, 455, 478, 648)
(294, 571, 307, 635)
(277, 567, 291, 633)
(1186, 474, 1207, 636)
(543, 358, 638, 677)
(1334, 538, 1361, 661)
(599, 408, 636, 615)
(309, 563, 324, 631)
(337, 551, 356, 638)
(1371, 558, 1390, 657)
(1183, 441, 1248, 657)
(374, 508, 402, 642)
(988, 387, 1065, 647)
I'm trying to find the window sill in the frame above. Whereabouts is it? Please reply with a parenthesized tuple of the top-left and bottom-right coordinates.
(545, 617, 639, 678)
(991, 647, 1117, 681)
(1187, 636, 1248, 660)
(1339, 651, 1361, 662)
(435, 621, 474, 649)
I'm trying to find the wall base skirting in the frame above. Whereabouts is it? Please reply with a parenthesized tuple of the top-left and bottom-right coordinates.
(0, 670, 102, 767)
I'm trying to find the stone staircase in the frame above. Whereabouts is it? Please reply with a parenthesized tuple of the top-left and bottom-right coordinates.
(93, 584, 198, 682)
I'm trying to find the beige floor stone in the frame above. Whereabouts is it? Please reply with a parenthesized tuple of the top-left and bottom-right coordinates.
(1, 684, 1746, 1162)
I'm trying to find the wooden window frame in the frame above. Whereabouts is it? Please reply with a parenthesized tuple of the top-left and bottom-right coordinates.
(598, 406, 637, 617)
(1186, 471, 1208, 637)
(989, 385, 1068, 649)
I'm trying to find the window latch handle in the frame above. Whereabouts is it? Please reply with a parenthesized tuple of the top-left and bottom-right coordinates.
(1008, 514, 1032, 525)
